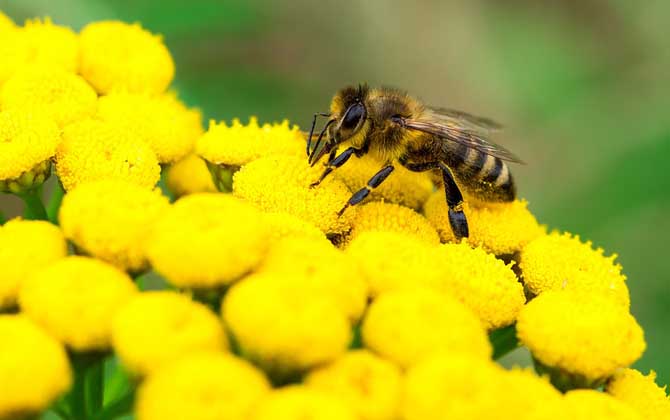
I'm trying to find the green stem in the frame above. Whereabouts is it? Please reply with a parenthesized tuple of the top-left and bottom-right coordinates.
(86, 361, 105, 416)
(47, 182, 65, 224)
(489, 323, 519, 360)
(93, 390, 135, 420)
(66, 353, 106, 420)
(18, 189, 48, 220)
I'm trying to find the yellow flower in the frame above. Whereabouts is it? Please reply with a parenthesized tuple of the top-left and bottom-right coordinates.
(334, 155, 434, 210)
(564, 390, 642, 420)
(0, 109, 59, 190)
(0, 10, 16, 32)
(97, 91, 203, 163)
(0, 29, 30, 86)
(1, 68, 97, 128)
(424, 193, 545, 255)
(305, 350, 402, 420)
(222, 275, 350, 376)
(233, 154, 356, 236)
(361, 288, 491, 368)
(20, 18, 79, 73)
(520, 231, 630, 307)
(517, 290, 645, 385)
(606, 369, 670, 419)
(55, 119, 160, 191)
(165, 153, 217, 198)
(250, 386, 357, 420)
(346, 201, 440, 245)
(0, 315, 71, 420)
(59, 180, 170, 272)
(136, 352, 270, 420)
(112, 291, 228, 377)
(79, 20, 174, 94)
(491, 368, 564, 420)
(146, 193, 269, 288)
(257, 236, 368, 322)
(19, 256, 138, 351)
(261, 211, 327, 243)
(0, 219, 66, 309)
(196, 117, 304, 168)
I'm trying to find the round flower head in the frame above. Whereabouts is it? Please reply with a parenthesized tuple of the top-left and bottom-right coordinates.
(0, 315, 71, 419)
(334, 155, 433, 210)
(1, 68, 97, 127)
(136, 352, 270, 420)
(250, 386, 356, 420)
(55, 119, 160, 191)
(0, 11, 16, 32)
(257, 236, 367, 322)
(520, 231, 630, 307)
(233, 155, 356, 236)
(59, 180, 170, 272)
(20, 18, 79, 73)
(606, 369, 670, 419)
(261, 211, 327, 244)
(146, 193, 269, 288)
(490, 368, 564, 420)
(19, 256, 138, 351)
(222, 275, 350, 377)
(564, 390, 642, 420)
(79, 20, 174, 94)
(517, 290, 645, 387)
(424, 193, 545, 255)
(112, 291, 228, 377)
(0, 109, 59, 191)
(97, 91, 203, 163)
(362, 288, 491, 368)
(0, 29, 30, 86)
(196, 117, 303, 169)
(0, 219, 66, 309)
(305, 350, 402, 420)
(347, 201, 440, 245)
(165, 153, 217, 198)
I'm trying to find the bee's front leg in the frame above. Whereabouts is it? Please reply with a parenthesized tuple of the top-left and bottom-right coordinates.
(310, 146, 358, 188)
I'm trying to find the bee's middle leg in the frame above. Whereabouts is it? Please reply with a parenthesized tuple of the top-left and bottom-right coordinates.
(310, 146, 359, 188)
(438, 163, 469, 240)
(337, 165, 394, 216)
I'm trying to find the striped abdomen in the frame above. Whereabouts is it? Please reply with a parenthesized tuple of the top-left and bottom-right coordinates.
(445, 145, 516, 202)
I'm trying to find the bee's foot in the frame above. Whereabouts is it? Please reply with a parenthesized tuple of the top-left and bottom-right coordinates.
(309, 181, 320, 189)
(337, 204, 349, 217)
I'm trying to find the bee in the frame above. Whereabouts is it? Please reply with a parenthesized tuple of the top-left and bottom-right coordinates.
(306, 84, 523, 240)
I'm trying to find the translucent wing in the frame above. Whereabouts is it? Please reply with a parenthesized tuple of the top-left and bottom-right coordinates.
(426, 106, 503, 132)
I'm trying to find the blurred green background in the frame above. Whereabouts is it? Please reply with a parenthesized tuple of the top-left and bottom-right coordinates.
(2, 0, 668, 383)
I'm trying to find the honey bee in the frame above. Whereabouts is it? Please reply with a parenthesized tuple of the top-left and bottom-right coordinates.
(307, 84, 523, 240)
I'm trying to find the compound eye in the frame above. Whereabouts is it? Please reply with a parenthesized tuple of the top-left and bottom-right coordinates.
(341, 103, 365, 130)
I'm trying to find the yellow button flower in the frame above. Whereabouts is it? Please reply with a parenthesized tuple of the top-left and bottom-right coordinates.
(362, 288, 491, 368)
(112, 291, 228, 377)
(0, 29, 30, 86)
(347, 201, 440, 245)
(517, 290, 645, 385)
(250, 386, 356, 420)
(222, 275, 350, 377)
(261, 211, 327, 243)
(305, 350, 402, 420)
(146, 193, 269, 288)
(1, 68, 97, 128)
(0, 219, 66, 309)
(0, 315, 71, 420)
(606, 369, 670, 419)
(424, 193, 545, 255)
(136, 352, 270, 420)
(335, 155, 433, 210)
(19, 256, 138, 351)
(59, 180, 170, 273)
(79, 20, 174, 94)
(491, 368, 564, 420)
(21, 18, 79, 73)
(55, 119, 160, 191)
(0, 10, 16, 32)
(165, 153, 217, 198)
(233, 155, 357, 236)
(0, 109, 59, 191)
(520, 231, 630, 307)
(564, 390, 642, 420)
(97, 91, 203, 163)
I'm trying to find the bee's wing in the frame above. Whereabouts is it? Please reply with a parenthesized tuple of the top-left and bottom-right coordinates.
(426, 106, 503, 132)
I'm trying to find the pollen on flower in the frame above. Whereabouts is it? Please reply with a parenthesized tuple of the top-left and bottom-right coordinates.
(0, 219, 66, 310)
(55, 119, 161, 191)
(136, 352, 270, 420)
(145, 193, 270, 289)
(606, 369, 670, 419)
(334, 155, 434, 210)
(233, 154, 357, 236)
(361, 288, 491, 368)
(19, 256, 138, 352)
(424, 193, 545, 255)
(97, 91, 203, 163)
(250, 386, 357, 420)
(305, 350, 403, 420)
(222, 274, 351, 377)
(165, 153, 217, 198)
(261, 211, 328, 243)
(346, 201, 440, 245)
(0, 315, 72, 420)
(520, 231, 630, 307)
(20, 18, 79, 73)
(564, 389, 642, 420)
(111, 291, 228, 377)
(79, 20, 174, 94)
(59, 180, 170, 273)
(516, 290, 645, 383)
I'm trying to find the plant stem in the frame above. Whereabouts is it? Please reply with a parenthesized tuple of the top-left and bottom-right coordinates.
(47, 182, 65, 224)
(18, 189, 48, 220)
(489, 323, 519, 360)
(66, 353, 106, 420)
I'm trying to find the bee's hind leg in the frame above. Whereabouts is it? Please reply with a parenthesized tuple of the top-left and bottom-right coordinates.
(337, 165, 394, 216)
(439, 163, 469, 240)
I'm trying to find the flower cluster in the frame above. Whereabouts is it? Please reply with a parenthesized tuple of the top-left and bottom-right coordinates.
(0, 10, 668, 420)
